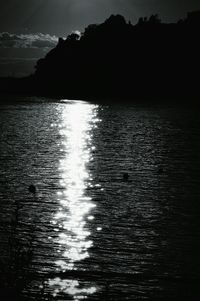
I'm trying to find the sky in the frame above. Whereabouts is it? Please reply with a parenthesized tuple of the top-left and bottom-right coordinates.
(0, 0, 200, 76)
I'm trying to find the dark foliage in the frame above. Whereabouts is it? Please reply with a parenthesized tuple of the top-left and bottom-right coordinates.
(1, 11, 200, 101)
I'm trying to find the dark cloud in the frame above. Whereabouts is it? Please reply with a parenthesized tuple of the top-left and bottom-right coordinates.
(31, 39, 57, 48)
(0, 32, 58, 49)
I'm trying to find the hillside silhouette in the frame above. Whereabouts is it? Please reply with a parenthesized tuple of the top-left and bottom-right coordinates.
(1, 11, 200, 101)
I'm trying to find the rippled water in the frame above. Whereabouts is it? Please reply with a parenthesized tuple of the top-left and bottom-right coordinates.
(0, 96, 200, 300)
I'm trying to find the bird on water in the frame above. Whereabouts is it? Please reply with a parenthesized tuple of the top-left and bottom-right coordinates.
(123, 173, 129, 181)
(28, 184, 36, 194)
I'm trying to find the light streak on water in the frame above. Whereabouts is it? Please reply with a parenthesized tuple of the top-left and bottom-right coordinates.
(49, 100, 100, 300)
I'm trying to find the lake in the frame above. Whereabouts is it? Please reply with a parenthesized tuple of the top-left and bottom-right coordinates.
(0, 95, 200, 300)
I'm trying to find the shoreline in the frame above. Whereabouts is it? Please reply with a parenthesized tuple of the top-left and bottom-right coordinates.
(1, 77, 200, 106)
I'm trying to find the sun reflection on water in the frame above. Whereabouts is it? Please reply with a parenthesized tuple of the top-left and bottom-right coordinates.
(49, 100, 100, 299)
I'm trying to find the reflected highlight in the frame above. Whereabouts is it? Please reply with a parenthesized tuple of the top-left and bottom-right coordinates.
(49, 100, 100, 299)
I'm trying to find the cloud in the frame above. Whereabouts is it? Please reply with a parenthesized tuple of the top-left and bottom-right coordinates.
(0, 32, 58, 49)
(0, 32, 58, 76)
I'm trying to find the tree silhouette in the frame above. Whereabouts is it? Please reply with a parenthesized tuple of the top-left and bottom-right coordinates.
(1, 11, 200, 101)
(148, 14, 161, 24)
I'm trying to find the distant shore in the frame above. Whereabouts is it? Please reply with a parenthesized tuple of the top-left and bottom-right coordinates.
(0, 76, 200, 105)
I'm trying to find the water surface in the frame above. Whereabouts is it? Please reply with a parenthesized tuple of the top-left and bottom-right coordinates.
(0, 96, 200, 300)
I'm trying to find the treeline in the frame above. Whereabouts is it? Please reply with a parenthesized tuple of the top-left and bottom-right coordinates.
(2, 11, 200, 100)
